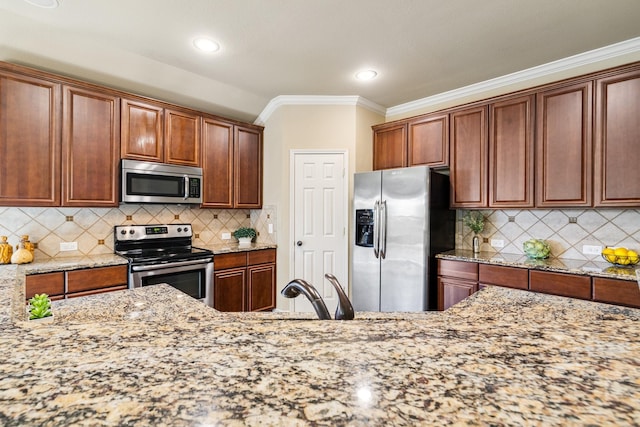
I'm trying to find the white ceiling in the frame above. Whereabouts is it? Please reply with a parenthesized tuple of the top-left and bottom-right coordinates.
(1, 0, 640, 122)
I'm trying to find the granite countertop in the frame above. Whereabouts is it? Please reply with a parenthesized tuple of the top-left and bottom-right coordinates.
(438, 249, 639, 281)
(1, 268, 639, 425)
(0, 243, 276, 278)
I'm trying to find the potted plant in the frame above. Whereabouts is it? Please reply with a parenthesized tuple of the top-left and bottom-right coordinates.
(233, 227, 257, 246)
(27, 293, 53, 322)
(463, 211, 485, 254)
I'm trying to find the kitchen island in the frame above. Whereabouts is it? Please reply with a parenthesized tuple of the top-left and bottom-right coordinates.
(1, 266, 639, 426)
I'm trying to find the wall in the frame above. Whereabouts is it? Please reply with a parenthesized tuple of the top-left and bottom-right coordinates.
(0, 205, 277, 259)
(263, 103, 384, 309)
(457, 208, 640, 261)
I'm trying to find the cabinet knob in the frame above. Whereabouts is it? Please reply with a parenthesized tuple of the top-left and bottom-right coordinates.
(296, 241, 303, 246)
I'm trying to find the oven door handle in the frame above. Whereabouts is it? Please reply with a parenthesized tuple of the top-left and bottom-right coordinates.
(131, 257, 213, 272)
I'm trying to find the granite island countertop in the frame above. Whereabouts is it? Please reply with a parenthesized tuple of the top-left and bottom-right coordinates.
(438, 249, 639, 281)
(1, 273, 639, 425)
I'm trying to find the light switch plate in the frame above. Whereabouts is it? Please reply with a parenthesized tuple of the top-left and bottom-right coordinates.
(222, 232, 231, 240)
(60, 241, 78, 251)
(583, 245, 602, 255)
(268, 224, 274, 234)
(490, 239, 504, 248)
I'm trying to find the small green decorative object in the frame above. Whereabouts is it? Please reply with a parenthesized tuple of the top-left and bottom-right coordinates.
(523, 239, 551, 259)
(233, 227, 257, 240)
(28, 293, 52, 320)
(463, 211, 485, 234)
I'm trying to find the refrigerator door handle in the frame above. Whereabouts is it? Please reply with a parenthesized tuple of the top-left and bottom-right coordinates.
(373, 200, 380, 258)
(380, 200, 387, 259)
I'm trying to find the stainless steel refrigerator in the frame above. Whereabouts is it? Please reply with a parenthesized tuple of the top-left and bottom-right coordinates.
(352, 166, 455, 311)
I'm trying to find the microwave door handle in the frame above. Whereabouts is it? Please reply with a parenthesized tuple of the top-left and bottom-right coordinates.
(183, 176, 189, 200)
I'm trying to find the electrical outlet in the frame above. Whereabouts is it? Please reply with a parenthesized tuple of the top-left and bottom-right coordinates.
(490, 239, 504, 248)
(59, 241, 78, 251)
(583, 245, 602, 255)
(221, 232, 231, 240)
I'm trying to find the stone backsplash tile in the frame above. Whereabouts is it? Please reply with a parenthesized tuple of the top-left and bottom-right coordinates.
(0, 205, 276, 259)
(457, 208, 640, 260)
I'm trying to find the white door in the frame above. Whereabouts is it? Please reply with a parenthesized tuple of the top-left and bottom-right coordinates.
(291, 151, 348, 314)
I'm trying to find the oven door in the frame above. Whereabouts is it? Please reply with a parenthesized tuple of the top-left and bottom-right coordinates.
(130, 258, 213, 307)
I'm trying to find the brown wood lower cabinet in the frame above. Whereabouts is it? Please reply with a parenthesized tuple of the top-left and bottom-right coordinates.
(66, 265, 128, 298)
(213, 249, 276, 312)
(25, 265, 128, 301)
(592, 277, 640, 308)
(437, 259, 478, 310)
(479, 264, 528, 290)
(529, 270, 591, 300)
(25, 272, 65, 300)
(438, 258, 638, 310)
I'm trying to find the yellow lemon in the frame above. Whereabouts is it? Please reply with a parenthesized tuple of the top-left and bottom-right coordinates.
(613, 247, 629, 265)
(602, 247, 617, 263)
(627, 250, 639, 264)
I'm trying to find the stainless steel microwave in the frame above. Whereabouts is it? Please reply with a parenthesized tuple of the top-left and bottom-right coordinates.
(121, 159, 203, 204)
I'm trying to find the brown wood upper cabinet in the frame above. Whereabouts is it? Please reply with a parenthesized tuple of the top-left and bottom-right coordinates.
(408, 113, 449, 168)
(373, 114, 449, 171)
(201, 118, 263, 208)
(594, 68, 640, 206)
(62, 85, 120, 207)
(373, 122, 407, 170)
(121, 98, 201, 167)
(536, 82, 593, 207)
(0, 70, 61, 207)
(489, 95, 535, 208)
(450, 105, 488, 208)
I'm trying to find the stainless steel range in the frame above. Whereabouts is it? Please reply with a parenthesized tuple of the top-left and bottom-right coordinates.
(114, 224, 214, 307)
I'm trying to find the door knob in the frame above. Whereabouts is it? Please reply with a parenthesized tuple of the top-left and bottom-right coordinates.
(296, 241, 303, 246)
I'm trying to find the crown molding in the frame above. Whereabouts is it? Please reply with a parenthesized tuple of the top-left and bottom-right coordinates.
(254, 95, 385, 125)
(255, 37, 640, 125)
(386, 36, 640, 118)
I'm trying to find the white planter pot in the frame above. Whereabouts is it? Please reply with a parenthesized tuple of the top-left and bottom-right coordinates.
(238, 237, 252, 246)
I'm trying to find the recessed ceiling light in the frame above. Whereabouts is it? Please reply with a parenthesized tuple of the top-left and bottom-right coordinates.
(355, 69, 378, 81)
(23, 0, 59, 8)
(193, 37, 220, 53)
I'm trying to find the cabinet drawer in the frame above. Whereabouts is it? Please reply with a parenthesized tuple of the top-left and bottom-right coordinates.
(247, 249, 276, 265)
(66, 265, 128, 293)
(479, 264, 528, 290)
(438, 259, 478, 281)
(529, 270, 591, 300)
(25, 272, 65, 299)
(593, 277, 640, 308)
(215, 252, 247, 269)
(67, 285, 128, 299)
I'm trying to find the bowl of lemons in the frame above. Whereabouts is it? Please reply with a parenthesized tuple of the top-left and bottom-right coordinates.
(601, 247, 639, 266)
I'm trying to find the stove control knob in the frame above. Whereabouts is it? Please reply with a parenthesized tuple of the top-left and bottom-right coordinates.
(129, 230, 135, 235)
(184, 227, 189, 233)
(177, 227, 182, 232)
(120, 230, 126, 235)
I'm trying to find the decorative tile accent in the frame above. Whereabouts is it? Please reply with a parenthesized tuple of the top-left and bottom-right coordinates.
(458, 209, 640, 261)
(0, 205, 271, 259)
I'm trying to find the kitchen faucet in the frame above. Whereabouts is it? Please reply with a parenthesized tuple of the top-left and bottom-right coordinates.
(281, 276, 355, 320)
(281, 279, 331, 320)
(324, 274, 355, 320)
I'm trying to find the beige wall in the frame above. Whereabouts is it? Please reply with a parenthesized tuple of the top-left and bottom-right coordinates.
(263, 103, 383, 309)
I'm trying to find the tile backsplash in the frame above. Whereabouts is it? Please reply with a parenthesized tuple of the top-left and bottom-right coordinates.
(457, 208, 640, 261)
(0, 205, 277, 259)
